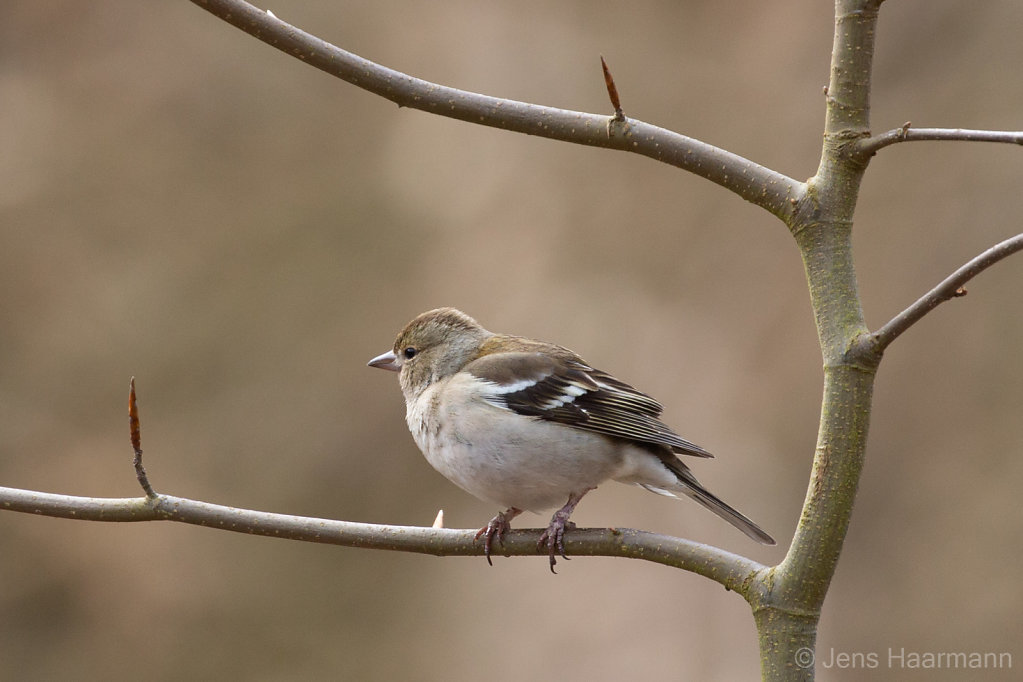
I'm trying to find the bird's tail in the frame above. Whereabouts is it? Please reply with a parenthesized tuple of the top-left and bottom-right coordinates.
(642, 465, 776, 546)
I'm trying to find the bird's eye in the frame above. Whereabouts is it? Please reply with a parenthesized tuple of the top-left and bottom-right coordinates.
(403, 347, 417, 359)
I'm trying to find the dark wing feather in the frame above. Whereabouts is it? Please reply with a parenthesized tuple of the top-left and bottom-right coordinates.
(466, 350, 713, 458)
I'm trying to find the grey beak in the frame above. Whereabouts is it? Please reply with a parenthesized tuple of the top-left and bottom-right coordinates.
(368, 350, 401, 372)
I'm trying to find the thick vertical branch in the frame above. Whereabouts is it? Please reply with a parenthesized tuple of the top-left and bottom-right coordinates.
(822, 0, 882, 136)
(754, 2, 884, 679)
(812, 0, 881, 200)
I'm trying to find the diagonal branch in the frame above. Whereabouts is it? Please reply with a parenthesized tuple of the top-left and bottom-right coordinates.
(868, 232, 1023, 352)
(857, 125, 1023, 157)
(0, 486, 766, 594)
(189, 0, 802, 220)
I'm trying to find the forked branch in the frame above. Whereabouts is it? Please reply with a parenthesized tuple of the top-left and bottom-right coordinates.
(189, 0, 802, 219)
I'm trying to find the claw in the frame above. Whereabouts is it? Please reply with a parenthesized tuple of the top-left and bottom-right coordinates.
(474, 508, 522, 566)
(537, 488, 593, 573)
(538, 519, 576, 573)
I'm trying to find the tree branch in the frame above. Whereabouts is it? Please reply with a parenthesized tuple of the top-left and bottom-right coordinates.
(857, 125, 1023, 157)
(0, 485, 766, 593)
(753, 3, 885, 678)
(189, 0, 802, 220)
(867, 232, 1023, 353)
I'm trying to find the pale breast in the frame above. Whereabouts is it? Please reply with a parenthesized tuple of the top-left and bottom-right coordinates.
(404, 374, 627, 512)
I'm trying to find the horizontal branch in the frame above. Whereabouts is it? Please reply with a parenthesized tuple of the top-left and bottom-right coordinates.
(858, 125, 1023, 157)
(866, 232, 1023, 353)
(0, 485, 766, 593)
(189, 0, 802, 220)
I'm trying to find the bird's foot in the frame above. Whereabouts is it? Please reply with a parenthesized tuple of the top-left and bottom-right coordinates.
(474, 507, 522, 566)
(538, 516, 576, 573)
(537, 488, 593, 573)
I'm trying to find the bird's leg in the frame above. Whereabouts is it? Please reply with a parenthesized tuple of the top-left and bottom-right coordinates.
(474, 507, 522, 566)
(538, 488, 594, 573)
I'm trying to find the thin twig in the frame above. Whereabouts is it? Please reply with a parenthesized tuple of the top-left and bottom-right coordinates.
(129, 377, 156, 498)
(187, 0, 802, 220)
(600, 56, 625, 121)
(0, 486, 767, 593)
(857, 125, 1023, 157)
(868, 233, 1023, 352)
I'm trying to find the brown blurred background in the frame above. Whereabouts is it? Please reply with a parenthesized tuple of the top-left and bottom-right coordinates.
(2, 2, 1021, 680)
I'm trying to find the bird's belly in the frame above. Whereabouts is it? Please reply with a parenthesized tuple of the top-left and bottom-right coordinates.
(408, 401, 624, 512)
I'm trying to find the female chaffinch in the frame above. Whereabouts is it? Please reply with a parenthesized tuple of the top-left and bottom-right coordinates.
(369, 307, 775, 571)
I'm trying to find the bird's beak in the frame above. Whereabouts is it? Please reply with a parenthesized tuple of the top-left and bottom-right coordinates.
(367, 350, 401, 372)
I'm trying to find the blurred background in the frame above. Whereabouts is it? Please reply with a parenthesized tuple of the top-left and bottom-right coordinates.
(2, 1, 1021, 680)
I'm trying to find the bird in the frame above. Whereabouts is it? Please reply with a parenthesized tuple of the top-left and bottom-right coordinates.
(368, 307, 775, 571)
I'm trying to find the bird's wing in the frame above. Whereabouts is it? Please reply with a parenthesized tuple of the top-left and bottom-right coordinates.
(466, 350, 713, 458)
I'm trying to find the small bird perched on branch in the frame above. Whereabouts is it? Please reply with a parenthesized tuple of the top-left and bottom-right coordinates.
(368, 308, 775, 571)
